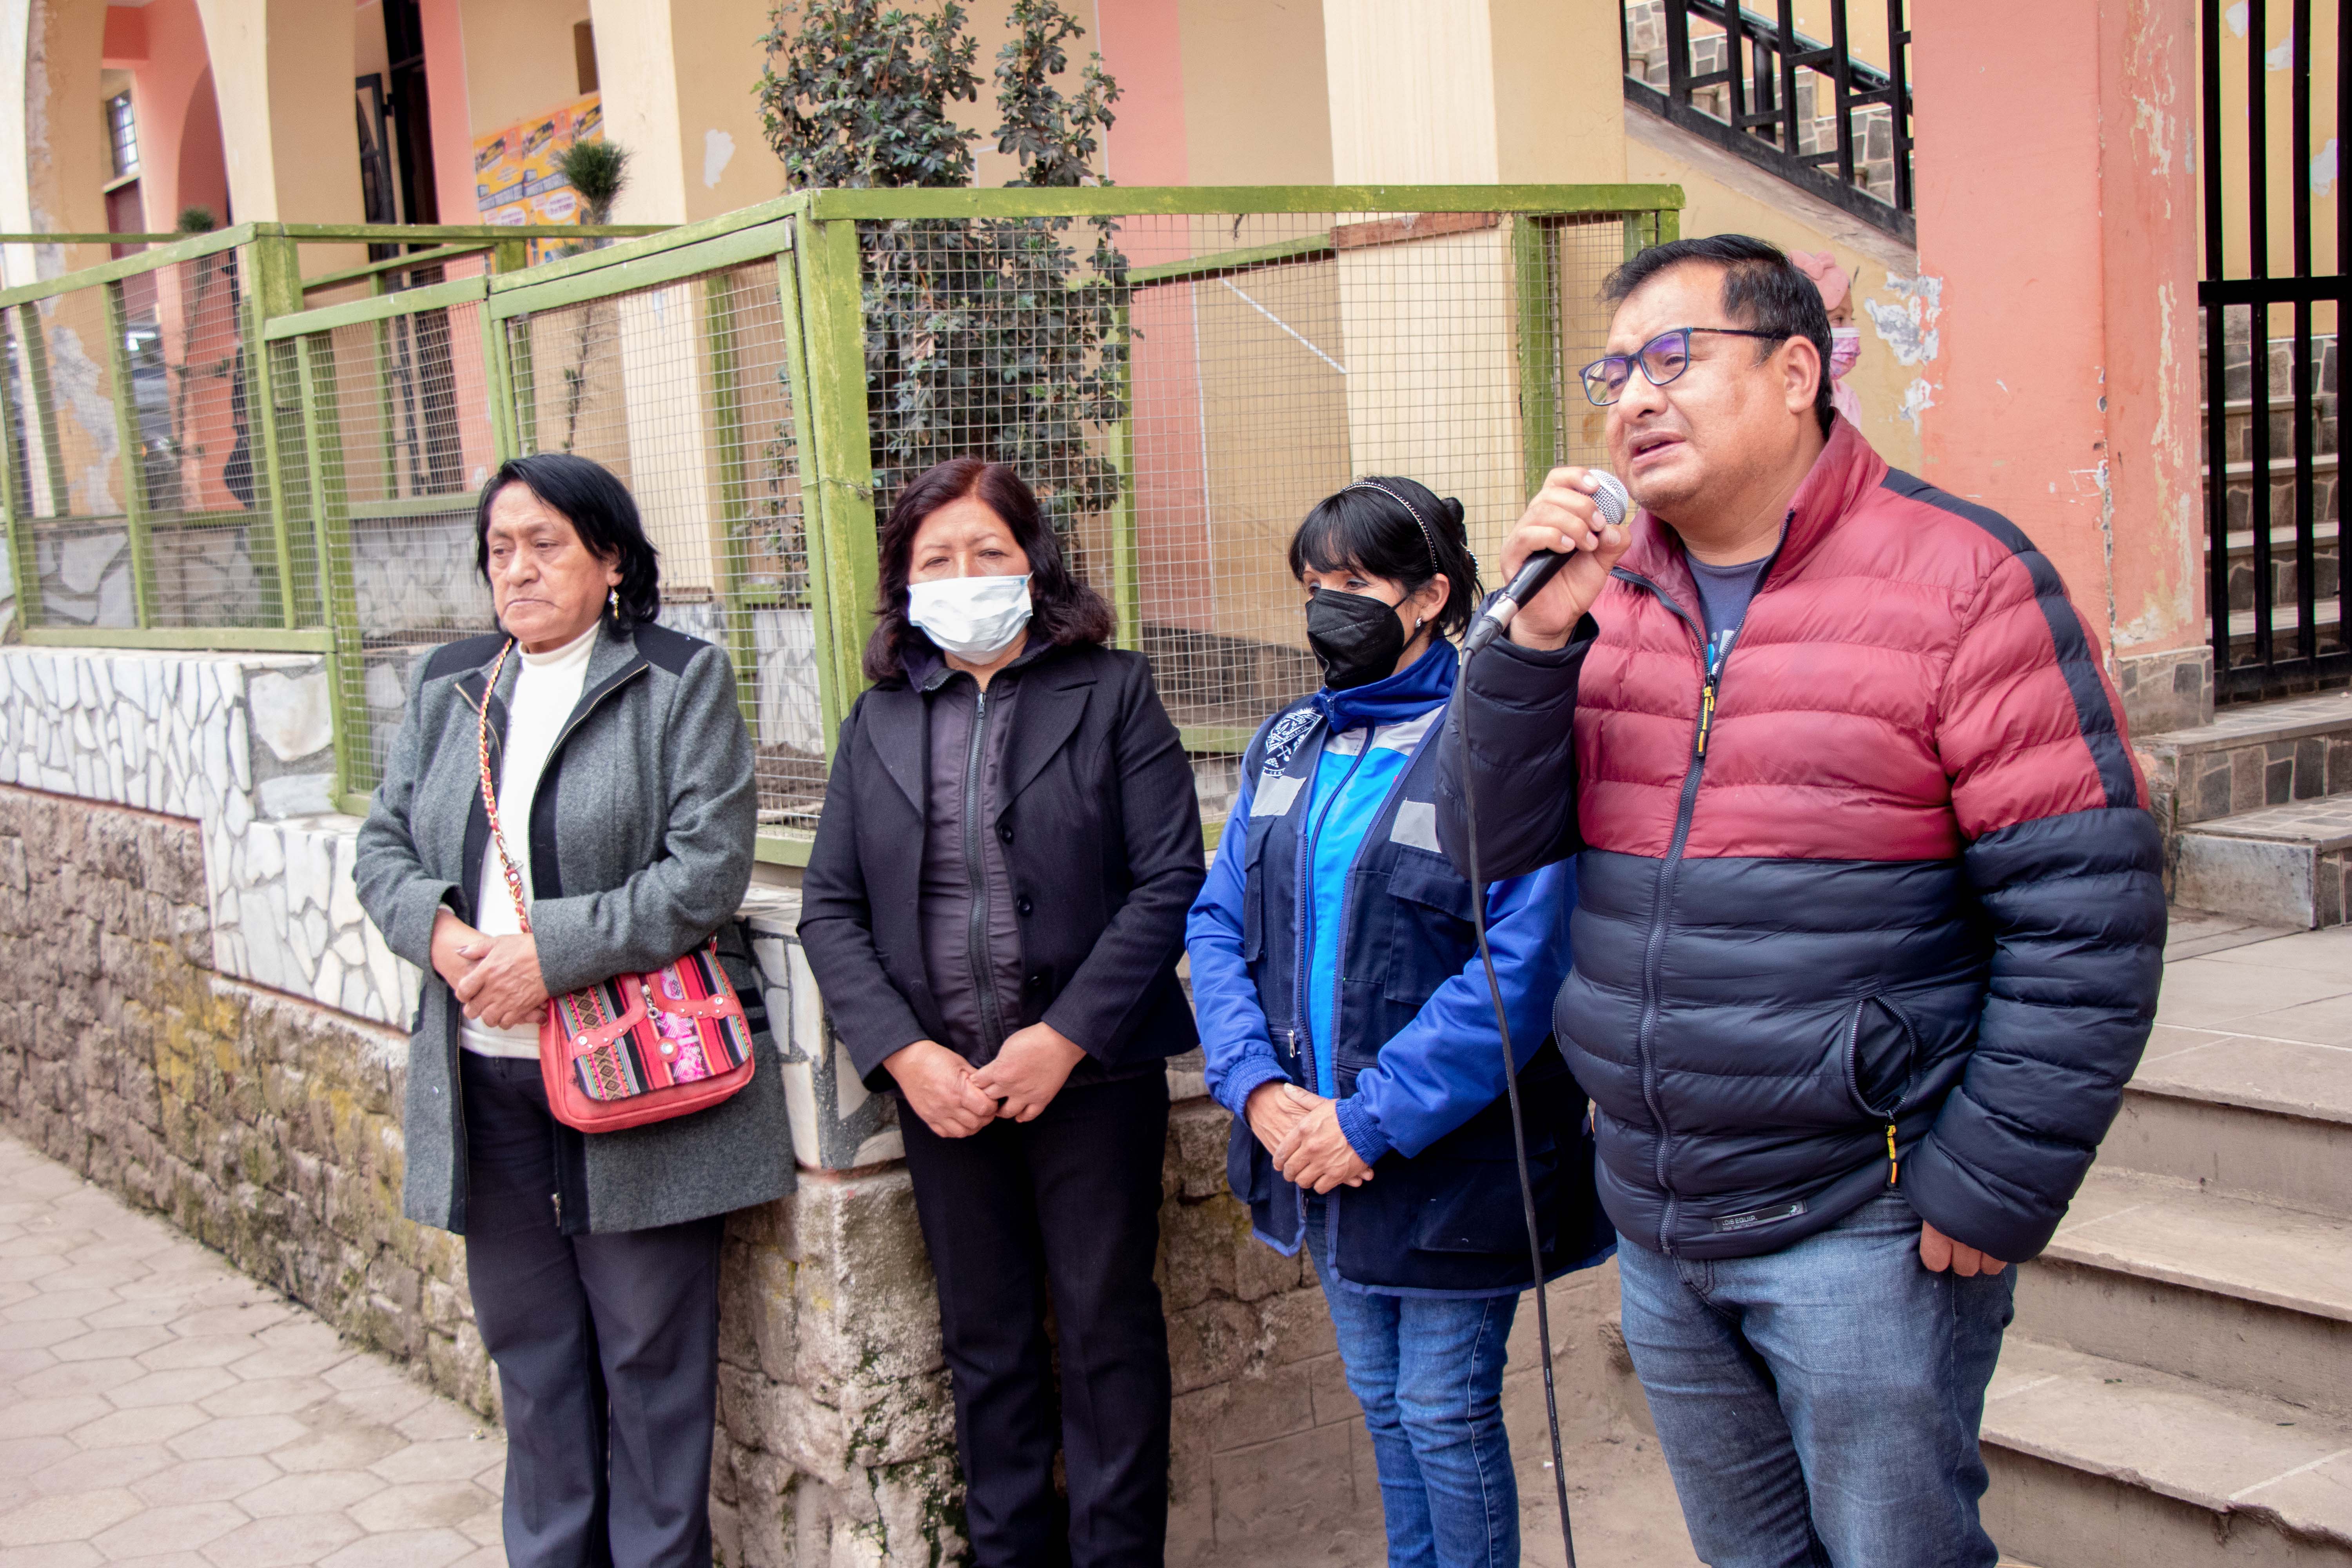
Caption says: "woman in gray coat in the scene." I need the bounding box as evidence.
[355,452,792,1568]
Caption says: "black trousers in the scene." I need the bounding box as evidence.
[899,1070,1174,1568]
[459,1051,726,1568]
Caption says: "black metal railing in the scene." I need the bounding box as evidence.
[2199,0,2347,702]
[1621,0,1912,243]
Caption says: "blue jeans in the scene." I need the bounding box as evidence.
[1616,1189,2016,1568]
[1306,1209,1521,1568]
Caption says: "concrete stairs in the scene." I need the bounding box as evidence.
[2146,689,2352,927]
[1980,921,2352,1565]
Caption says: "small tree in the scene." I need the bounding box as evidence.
[758,0,1131,541]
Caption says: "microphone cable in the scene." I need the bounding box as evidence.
[1453,639,1580,1567]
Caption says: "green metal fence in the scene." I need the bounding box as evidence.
[0,187,1681,858]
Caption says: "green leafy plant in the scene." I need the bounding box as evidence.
[553,139,633,229]
[545,138,634,450]
[174,207,216,234]
[757,0,1131,540]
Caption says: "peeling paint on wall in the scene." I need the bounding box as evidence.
[1866,273,1942,367]
[1898,376,1936,427]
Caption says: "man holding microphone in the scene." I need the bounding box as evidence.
[1436,235,2165,1565]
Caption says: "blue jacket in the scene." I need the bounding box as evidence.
[1188,643,1612,1295]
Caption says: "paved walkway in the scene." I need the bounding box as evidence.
[0,1136,505,1568]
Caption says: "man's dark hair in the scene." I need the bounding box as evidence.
[1289,475,1483,642]
[866,456,1116,681]
[475,453,662,628]
[1604,234,1835,437]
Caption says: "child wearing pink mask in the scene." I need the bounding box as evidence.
[1791,249,1863,426]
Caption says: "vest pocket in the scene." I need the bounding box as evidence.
[1240,822,1272,963]
[1381,851,1478,1005]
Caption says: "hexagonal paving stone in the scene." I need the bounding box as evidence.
[0,1487,143,1546]
[315,1526,477,1568]
[87,1499,249,1558]
[13,1356,145,1400]
[349,1480,499,1534]
[368,1437,497,1486]
[5,1289,122,1324]
[48,1326,174,1363]
[130,1455,283,1507]
[166,1414,310,1461]
[197,1376,333,1419]
[200,1510,366,1568]
[29,1441,173,1495]
[10,1395,114,1436]
[107,1365,241,1410]
[267,1422,405,1475]
[136,1335,265,1372]
[236,1467,386,1518]
[68,1402,210,1451]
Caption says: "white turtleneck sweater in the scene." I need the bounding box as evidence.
[461,622,599,1059]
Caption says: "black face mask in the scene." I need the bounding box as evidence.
[1306,589,1408,691]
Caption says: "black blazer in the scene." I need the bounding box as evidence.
[799,640,1207,1089]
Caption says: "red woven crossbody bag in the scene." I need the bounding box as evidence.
[473,638,755,1132]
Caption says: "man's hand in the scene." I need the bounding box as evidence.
[1501,466,1635,649]
[970,1022,1088,1122]
[885,1040,997,1139]
[1244,1080,1314,1156]
[451,931,550,1029]
[1919,1221,2009,1278]
[1272,1094,1376,1194]
[430,908,486,993]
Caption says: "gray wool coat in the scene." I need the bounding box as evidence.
[354,618,795,1236]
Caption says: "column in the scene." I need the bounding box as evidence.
[1912,0,2205,733]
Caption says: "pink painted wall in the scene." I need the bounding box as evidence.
[1913,0,2202,672]
[118,0,230,229]
[1094,0,1189,187]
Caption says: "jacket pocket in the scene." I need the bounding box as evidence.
[1240,820,1273,964]
[1381,850,1477,1005]
[1843,994,1920,1120]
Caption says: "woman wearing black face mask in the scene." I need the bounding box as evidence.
[1186,477,1609,1567]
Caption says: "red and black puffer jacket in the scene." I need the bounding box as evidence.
[1437,419,2166,1263]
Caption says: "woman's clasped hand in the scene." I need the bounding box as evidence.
[428,907,549,1031]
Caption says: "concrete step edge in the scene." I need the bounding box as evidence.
[2042,1170,2352,1326]
[2141,692,2352,754]
[1985,1337,2352,1550]
[2125,1071,2352,1134]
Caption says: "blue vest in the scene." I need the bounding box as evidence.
[1227,696,1613,1296]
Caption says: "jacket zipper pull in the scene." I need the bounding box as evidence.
[1887,1123,1900,1187]
[1695,677,1719,757]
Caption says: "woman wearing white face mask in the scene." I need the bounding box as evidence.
[799,457,1204,1566]
[1792,249,1865,426]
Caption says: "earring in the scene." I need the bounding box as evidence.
[608,587,619,615]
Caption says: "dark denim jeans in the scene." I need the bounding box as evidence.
[1305,1207,1521,1568]
[1616,1189,2016,1568]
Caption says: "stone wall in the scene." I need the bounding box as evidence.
[0,642,1644,1566]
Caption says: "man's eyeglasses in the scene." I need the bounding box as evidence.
[1580,326,1791,407]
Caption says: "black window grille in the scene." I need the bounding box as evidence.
[1621,0,1912,243]
[2198,0,2348,702]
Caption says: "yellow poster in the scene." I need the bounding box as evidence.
[473,93,604,248]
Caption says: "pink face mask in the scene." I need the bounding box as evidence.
[1829,327,1862,379]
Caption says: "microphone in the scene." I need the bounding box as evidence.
[1463,472,1631,654]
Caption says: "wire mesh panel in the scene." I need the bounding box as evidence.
[10,277,134,628]
[127,250,281,628]
[850,207,1637,748]
[503,260,816,826]
[299,294,504,791]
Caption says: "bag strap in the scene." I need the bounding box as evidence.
[474,638,534,936]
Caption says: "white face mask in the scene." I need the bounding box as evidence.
[1829,325,1862,379]
[908,573,1034,660]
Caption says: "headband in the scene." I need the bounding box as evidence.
[1345,480,1443,574]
